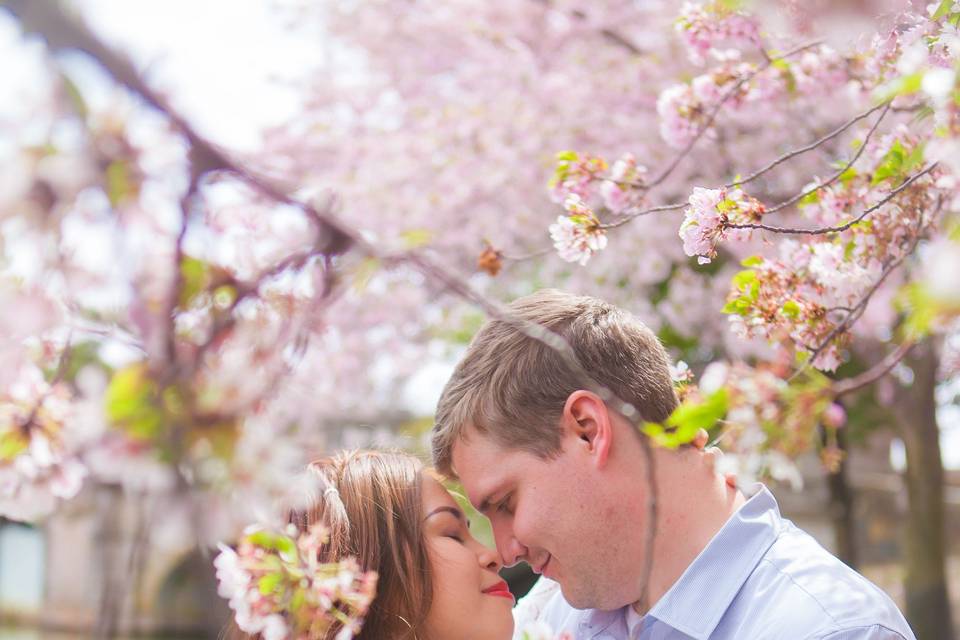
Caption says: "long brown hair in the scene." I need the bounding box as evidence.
[223,449,434,639]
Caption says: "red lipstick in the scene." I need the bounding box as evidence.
[482,580,515,602]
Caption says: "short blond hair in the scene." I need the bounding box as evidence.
[432,289,678,476]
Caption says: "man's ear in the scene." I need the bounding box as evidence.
[561,390,613,468]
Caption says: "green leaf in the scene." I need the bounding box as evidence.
[106,160,133,207]
[555,150,579,162]
[104,363,163,440]
[59,73,89,120]
[903,142,925,173]
[732,269,757,291]
[352,257,381,292]
[643,390,729,448]
[400,228,433,249]
[871,139,908,186]
[874,72,924,102]
[838,167,858,186]
[0,431,29,461]
[179,257,210,307]
[740,255,764,267]
[798,189,821,207]
[258,572,282,596]
[782,300,801,318]
[932,0,953,19]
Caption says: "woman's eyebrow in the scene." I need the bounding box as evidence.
[424,505,465,523]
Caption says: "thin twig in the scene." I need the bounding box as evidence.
[762,101,892,214]
[726,101,890,191]
[728,164,936,235]
[603,201,688,229]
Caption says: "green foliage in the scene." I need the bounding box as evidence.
[871,139,924,186]
[932,0,955,20]
[782,299,801,318]
[550,150,579,188]
[874,72,924,102]
[104,363,163,440]
[722,268,759,316]
[400,228,433,249]
[642,389,729,448]
[105,160,134,206]
[0,430,29,462]
[247,529,298,562]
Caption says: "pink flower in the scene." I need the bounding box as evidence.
[679,187,724,263]
[600,153,646,213]
[676,1,762,65]
[549,196,608,265]
[823,403,847,429]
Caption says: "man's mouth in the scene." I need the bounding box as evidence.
[534,555,552,576]
[482,580,515,602]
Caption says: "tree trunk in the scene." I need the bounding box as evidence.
[893,340,954,640]
[822,421,858,568]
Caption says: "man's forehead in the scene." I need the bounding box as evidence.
[450,430,510,505]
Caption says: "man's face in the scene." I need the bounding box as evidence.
[451,424,640,610]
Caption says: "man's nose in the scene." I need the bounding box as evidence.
[493,524,527,567]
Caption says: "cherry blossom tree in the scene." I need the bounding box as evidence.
[2,0,959,638]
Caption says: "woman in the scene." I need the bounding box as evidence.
[224,449,516,640]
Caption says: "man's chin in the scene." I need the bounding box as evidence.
[558,582,630,612]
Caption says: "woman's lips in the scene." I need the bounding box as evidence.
[482,580,515,602]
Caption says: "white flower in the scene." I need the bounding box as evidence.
[261,614,289,640]
[922,67,956,103]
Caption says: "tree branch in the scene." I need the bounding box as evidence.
[728,164,937,235]
[832,340,915,396]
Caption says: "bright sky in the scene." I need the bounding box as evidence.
[74,0,322,151]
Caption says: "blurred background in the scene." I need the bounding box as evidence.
[1,0,959,638]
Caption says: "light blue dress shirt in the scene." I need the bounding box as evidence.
[513,485,916,640]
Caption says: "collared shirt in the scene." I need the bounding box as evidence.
[512,485,915,640]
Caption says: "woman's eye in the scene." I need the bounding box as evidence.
[446,532,464,543]
[497,496,512,514]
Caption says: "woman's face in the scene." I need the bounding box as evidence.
[421,474,515,640]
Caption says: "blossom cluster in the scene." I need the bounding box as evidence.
[657,44,850,149]
[214,524,378,640]
[694,360,846,487]
[0,368,87,522]
[678,186,765,264]
[548,195,609,266]
[675,1,763,66]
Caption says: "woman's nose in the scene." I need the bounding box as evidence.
[477,543,503,572]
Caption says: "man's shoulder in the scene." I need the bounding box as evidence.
[731,520,914,637]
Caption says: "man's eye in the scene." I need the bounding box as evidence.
[497,497,512,514]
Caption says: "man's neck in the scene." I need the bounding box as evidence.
[632,473,746,616]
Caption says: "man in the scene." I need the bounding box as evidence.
[431,289,915,639]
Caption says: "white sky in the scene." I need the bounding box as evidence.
[74,0,322,151]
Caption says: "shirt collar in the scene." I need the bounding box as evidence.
[644,483,782,639]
